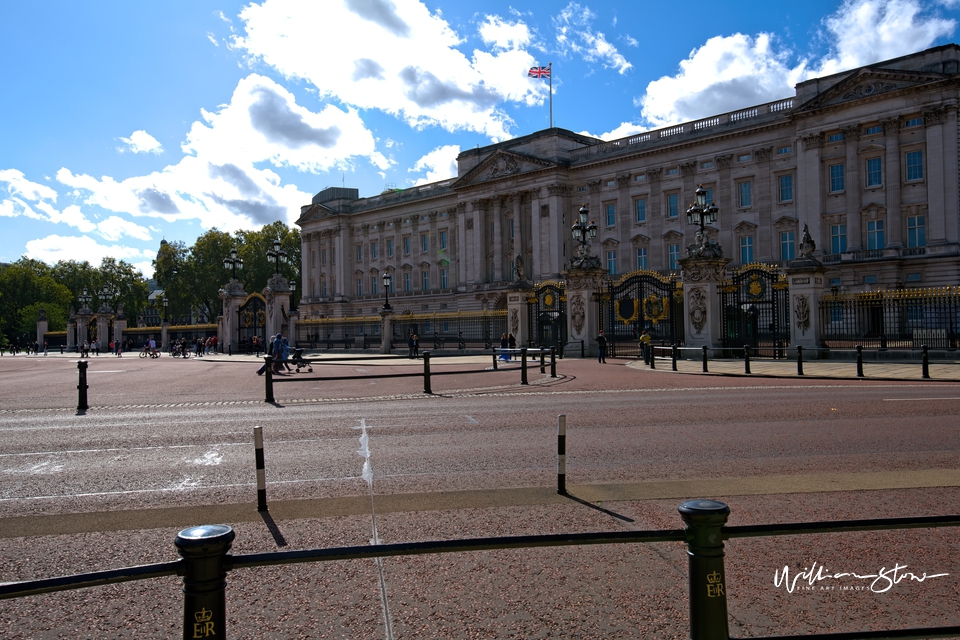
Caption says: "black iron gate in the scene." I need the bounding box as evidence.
[527,282,567,351]
[720,264,789,357]
[601,270,682,358]
[237,294,266,350]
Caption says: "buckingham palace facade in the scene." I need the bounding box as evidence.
[296,44,960,319]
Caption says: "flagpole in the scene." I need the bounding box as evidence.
[549,62,553,129]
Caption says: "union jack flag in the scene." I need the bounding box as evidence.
[528,66,551,79]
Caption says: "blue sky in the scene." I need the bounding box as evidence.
[2,0,959,277]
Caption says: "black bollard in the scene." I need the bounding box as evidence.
[423,351,432,394]
[678,499,731,640]
[175,525,235,640]
[228,344,232,357]
[557,414,567,494]
[77,360,89,411]
[550,347,557,378]
[492,349,498,370]
[702,345,709,373]
[264,356,274,403]
[254,426,267,512]
[650,346,656,369]
[796,345,804,376]
[539,349,546,374]
[743,345,751,374]
[856,345,864,378]
[520,348,528,385]
[922,344,930,379]
[672,343,678,371]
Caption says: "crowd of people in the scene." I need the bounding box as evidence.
[255,333,292,375]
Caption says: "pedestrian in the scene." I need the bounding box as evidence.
[280,337,293,371]
[407,331,414,359]
[412,333,419,358]
[596,329,607,363]
[508,332,516,359]
[43,341,48,356]
[499,333,509,361]
[639,329,651,363]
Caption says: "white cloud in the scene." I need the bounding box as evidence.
[97,216,153,242]
[553,3,632,74]
[207,33,220,47]
[636,0,957,129]
[24,234,153,269]
[408,144,459,185]
[232,0,545,140]
[118,130,164,154]
[0,168,58,202]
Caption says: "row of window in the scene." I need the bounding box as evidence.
[314,269,452,298]
[828,215,926,253]
[351,231,450,263]
[828,151,923,193]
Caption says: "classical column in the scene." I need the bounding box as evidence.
[112,305,127,346]
[560,268,607,357]
[263,275,294,340]
[506,279,532,346]
[843,126,862,251]
[36,308,48,348]
[797,134,823,255]
[95,306,110,348]
[492,196,505,282]
[924,106,948,244]
[380,308,394,354]
[66,307,76,352]
[218,279,247,352]
[882,118,903,247]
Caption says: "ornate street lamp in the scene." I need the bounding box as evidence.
[77,288,92,310]
[289,280,297,311]
[570,204,599,269]
[223,248,243,280]
[267,238,288,274]
[162,296,169,323]
[685,184,721,259]
[98,284,120,311]
[382,271,392,310]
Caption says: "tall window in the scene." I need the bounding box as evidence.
[867,219,885,250]
[831,224,847,254]
[421,233,429,252]
[907,215,926,247]
[371,276,378,296]
[439,230,447,249]
[829,164,845,192]
[738,181,752,208]
[635,198,646,223]
[906,150,924,181]
[636,247,647,270]
[403,272,411,292]
[668,244,680,270]
[606,250,617,275]
[778,175,793,202]
[422,271,430,290]
[866,157,882,187]
[780,231,795,261]
[321,248,327,265]
[440,269,448,289]
[509,219,515,239]
[356,278,363,296]
[667,193,679,217]
[356,244,363,262]
[403,237,410,254]
[387,239,394,257]
[371,242,378,259]
[321,279,327,297]
[605,203,616,226]
[739,236,754,264]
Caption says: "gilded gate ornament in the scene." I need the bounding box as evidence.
[642,294,669,325]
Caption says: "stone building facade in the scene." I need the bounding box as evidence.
[296,44,960,320]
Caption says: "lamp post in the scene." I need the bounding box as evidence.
[267,238,288,274]
[289,280,297,311]
[382,272,393,310]
[77,288,92,311]
[223,248,243,281]
[162,296,169,323]
[685,184,719,256]
[570,204,599,269]
[98,284,120,311]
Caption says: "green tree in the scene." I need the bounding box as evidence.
[0,259,71,345]
[153,240,190,323]
[234,220,300,295]
[186,229,235,322]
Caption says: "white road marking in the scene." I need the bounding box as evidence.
[465,415,479,423]
[883,397,960,401]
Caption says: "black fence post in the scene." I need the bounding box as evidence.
[520,348,529,385]
[264,356,274,403]
[557,414,566,495]
[254,426,267,512]
[423,351,432,394]
[922,344,930,379]
[580,340,585,358]
[175,525,235,640]
[672,344,678,371]
[539,349,546,374]
[743,345,751,374]
[228,344,232,357]
[678,499,731,640]
[650,346,656,369]
[796,345,804,376]
[77,360,89,411]
[702,345,709,373]
[492,349,498,370]
[856,345,864,378]
[550,347,557,378]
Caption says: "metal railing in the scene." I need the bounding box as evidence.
[2,504,956,639]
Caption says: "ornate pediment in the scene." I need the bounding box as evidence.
[295,203,337,226]
[796,68,949,114]
[451,150,558,189]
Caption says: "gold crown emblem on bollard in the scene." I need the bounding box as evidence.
[194,608,213,623]
[707,571,722,584]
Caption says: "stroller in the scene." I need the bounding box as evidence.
[292,348,313,373]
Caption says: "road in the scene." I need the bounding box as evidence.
[1,353,958,638]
